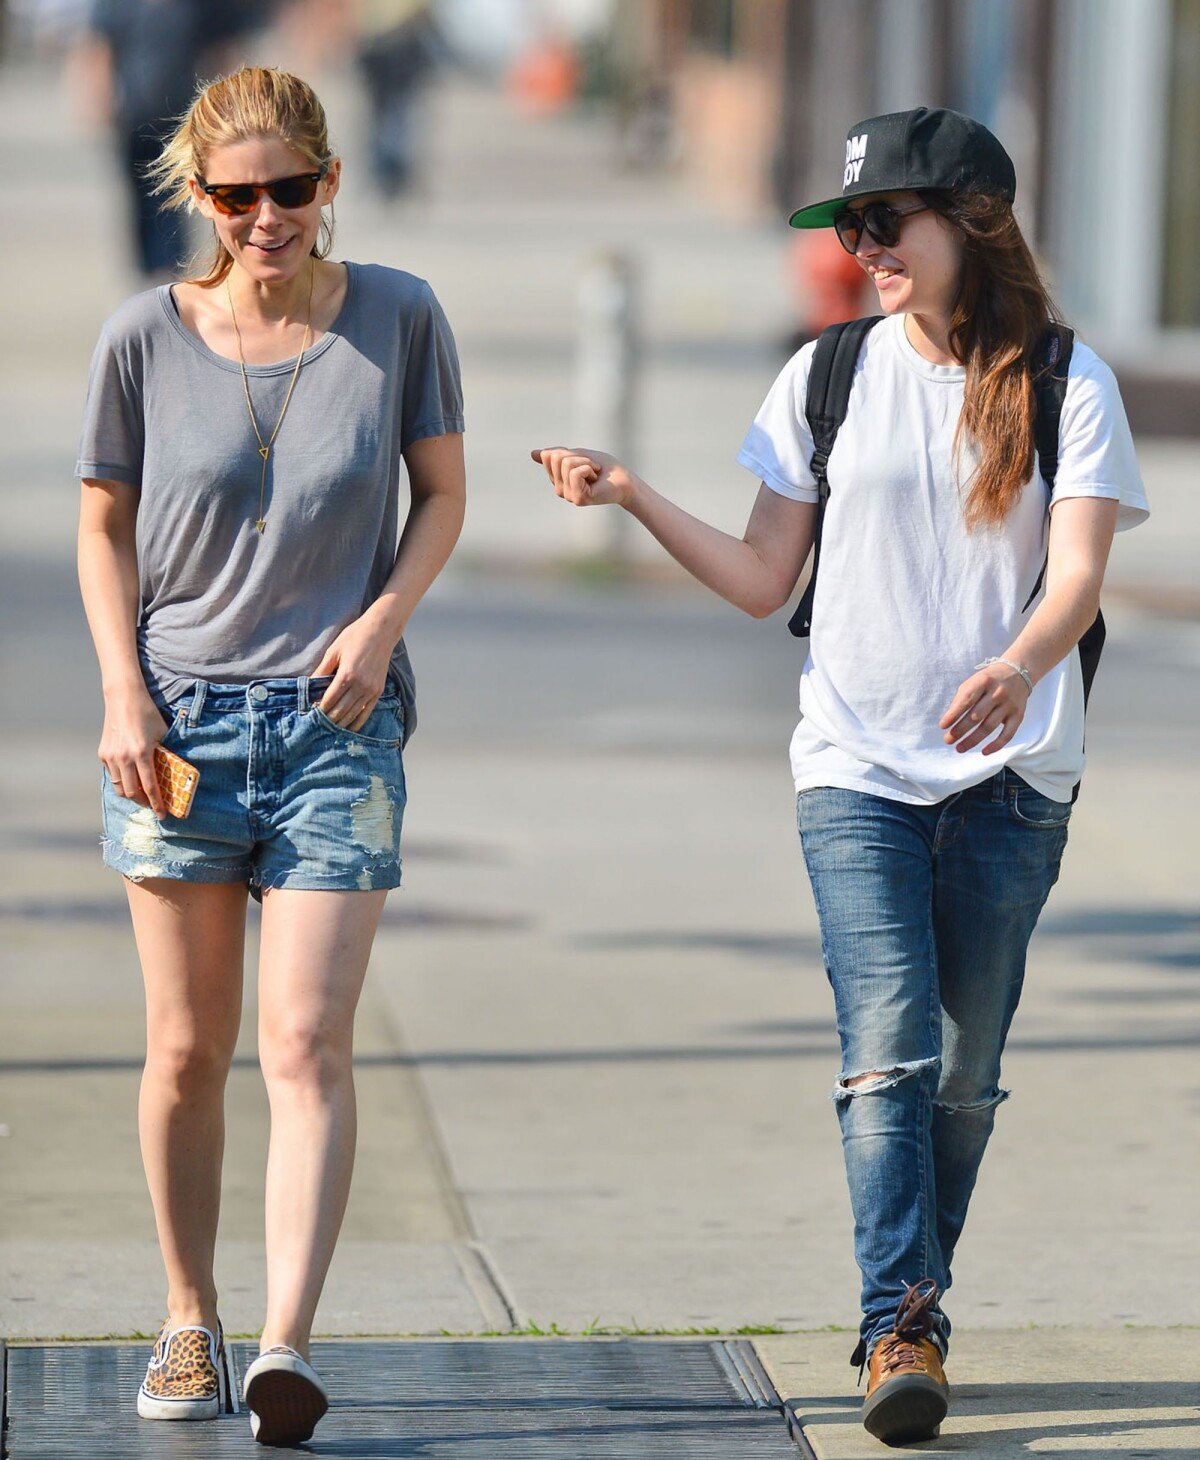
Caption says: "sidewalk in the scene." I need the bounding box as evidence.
[759,1328,1198,1456]
[4,572,1197,1453]
[4,1330,1194,1456]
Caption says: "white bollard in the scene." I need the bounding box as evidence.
[573,250,639,564]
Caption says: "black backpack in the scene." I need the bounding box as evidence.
[787,316,1105,800]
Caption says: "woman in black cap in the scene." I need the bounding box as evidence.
[532,107,1147,1444]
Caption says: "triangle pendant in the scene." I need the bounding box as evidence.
[256,518,267,533]
[258,446,270,460]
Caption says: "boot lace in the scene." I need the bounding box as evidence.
[850,1277,940,1386]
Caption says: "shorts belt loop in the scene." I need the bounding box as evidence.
[298,676,310,714]
[992,767,1007,802]
[187,681,207,726]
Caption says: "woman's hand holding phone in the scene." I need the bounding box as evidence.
[99,691,172,818]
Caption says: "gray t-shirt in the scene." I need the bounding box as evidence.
[76,261,464,743]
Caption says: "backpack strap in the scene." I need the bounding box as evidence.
[1021,323,1107,804]
[1025,330,1107,653]
[1020,324,1075,611]
[787,316,884,638]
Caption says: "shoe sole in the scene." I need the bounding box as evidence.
[245,1368,329,1446]
[862,1374,949,1444]
[137,1388,219,1420]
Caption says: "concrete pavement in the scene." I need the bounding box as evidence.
[759,1328,1200,1456]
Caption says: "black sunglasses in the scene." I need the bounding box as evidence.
[198,168,328,217]
[833,200,929,255]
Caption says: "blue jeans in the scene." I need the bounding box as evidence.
[101,674,406,905]
[796,767,1071,1359]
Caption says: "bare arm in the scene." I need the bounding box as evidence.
[311,431,466,725]
[78,478,170,816]
[941,496,1120,753]
[531,447,815,618]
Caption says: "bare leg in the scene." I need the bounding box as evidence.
[127,877,248,1332]
[256,887,388,1359]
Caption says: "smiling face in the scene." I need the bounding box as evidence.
[188,135,340,284]
[846,190,964,319]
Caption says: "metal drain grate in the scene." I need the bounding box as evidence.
[4,1339,799,1457]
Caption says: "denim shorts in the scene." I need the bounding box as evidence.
[99,674,406,904]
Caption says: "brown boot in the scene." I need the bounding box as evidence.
[858,1280,949,1444]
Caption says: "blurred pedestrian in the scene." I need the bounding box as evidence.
[355,0,443,198]
[533,107,1148,1445]
[75,63,464,1444]
[78,0,266,277]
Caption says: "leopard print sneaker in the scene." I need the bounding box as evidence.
[136,1318,235,1420]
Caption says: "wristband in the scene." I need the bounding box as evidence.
[975,657,1034,695]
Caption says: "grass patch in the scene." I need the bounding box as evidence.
[15,1321,839,1344]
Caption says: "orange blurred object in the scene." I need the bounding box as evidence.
[790,230,871,334]
[508,39,581,114]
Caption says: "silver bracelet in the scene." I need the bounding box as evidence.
[975,657,1034,695]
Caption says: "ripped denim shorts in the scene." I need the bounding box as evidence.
[100,674,406,904]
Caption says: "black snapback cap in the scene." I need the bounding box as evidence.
[789,106,1016,229]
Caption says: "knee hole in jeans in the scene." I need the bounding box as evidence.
[832,1055,939,1102]
[846,1069,899,1090]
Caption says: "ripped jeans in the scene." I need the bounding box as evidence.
[797,767,1071,1358]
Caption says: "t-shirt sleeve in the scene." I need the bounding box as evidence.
[1049,349,1148,531]
[734,342,820,503]
[400,283,465,451]
[76,324,144,487]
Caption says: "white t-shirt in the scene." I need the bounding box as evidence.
[736,313,1149,805]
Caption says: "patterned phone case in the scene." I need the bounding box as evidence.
[153,743,200,819]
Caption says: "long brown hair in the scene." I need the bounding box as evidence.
[919,189,1064,529]
[144,65,335,289]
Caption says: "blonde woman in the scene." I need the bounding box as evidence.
[76,66,464,1445]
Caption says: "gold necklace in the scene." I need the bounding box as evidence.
[226,259,315,533]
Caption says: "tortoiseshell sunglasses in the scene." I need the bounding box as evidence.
[197,167,328,217]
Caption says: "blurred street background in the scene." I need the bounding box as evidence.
[1,0,1197,1450]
